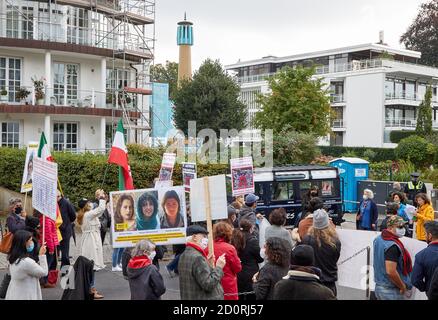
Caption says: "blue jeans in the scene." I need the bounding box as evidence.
[375,285,406,300]
[167,254,181,274]
[112,248,124,267]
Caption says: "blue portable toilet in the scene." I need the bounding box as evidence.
[329,157,369,212]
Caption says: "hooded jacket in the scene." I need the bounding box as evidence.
[127,255,166,300]
[61,256,94,300]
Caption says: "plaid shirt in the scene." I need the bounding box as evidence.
[178,246,224,300]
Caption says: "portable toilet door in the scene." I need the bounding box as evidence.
[329,157,369,212]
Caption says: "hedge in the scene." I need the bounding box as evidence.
[0,145,228,210]
[319,146,395,162]
[389,131,416,143]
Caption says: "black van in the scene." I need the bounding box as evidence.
[229,165,344,227]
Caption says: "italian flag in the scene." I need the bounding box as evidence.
[37,132,54,162]
[108,119,134,191]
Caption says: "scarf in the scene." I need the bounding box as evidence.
[381,229,412,276]
[127,255,152,269]
[136,211,158,230]
[186,242,208,259]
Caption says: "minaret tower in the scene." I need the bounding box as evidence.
[177,13,193,86]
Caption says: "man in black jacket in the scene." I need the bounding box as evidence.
[57,190,77,268]
[273,245,336,300]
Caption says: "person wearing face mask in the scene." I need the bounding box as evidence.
[178,225,226,300]
[126,239,165,300]
[6,198,27,234]
[76,190,107,299]
[411,221,438,300]
[5,230,47,300]
[356,189,378,231]
[373,215,413,300]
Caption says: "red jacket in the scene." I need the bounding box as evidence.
[39,215,59,253]
[214,238,242,300]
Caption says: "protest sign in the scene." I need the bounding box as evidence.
[182,162,197,193]
[230,157,254,196]
[158,153,176,181]
[190,175,228,222]
[336,228,427,300]
[109,185,187,248]
[154,180,173,189]
[32,157,58,220]
[20,141,39,193]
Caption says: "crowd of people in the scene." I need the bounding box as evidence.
[0,172,437,301]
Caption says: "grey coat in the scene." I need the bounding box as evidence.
[178,246,224,300]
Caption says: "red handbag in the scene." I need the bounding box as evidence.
[48,270,59,285]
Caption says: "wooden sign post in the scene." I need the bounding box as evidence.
[203,176,214,265]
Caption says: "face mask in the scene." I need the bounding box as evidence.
[148,251,156,260]
[396,227,406,238]
[260,247,266,260]
[26,242,34,253]
[200,237,209,250]
[363,195,368,200]
[15,206,22,215]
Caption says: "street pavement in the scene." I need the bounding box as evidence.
[0,213,369,300]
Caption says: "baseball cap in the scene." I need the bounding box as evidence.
[291,245,315,267]
[245,193,259,204]
[387,215,406,228]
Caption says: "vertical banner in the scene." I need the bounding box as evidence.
[21,141,39,193]
[32,157,58,220]
[190,175,228,222]
[158,153,176,181]
[110,186,187,248]
[230,157,254,196]
[182,162,197,193]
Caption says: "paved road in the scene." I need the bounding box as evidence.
[0,213,369,300]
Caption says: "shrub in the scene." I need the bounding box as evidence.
[394,135,437,169]
[363,149,377,161]
[389,130,416,143]
[369,161,392,181]
[320,146,395,162]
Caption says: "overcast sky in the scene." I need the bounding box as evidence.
[154,0,427,70]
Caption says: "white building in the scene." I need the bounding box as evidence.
[0,0,155,152]
[225,42,438,148]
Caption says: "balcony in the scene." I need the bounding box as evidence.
[385,91,438,105]
[315,59,383,75]
[385,118,416,128]
[237,73,275,84]
[331,119,346,130]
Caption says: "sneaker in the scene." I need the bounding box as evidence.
[111,265,122,272]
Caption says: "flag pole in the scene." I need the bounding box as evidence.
[203,177,214,266]
[23,192,28,212]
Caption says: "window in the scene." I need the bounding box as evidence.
[1,122,19,147]
[106,122,127,149]
[0,57,22,102]
[405,81,415,100]
[255,183,264,199]
[385,78,394,98]
[21,7,34,39]
[271,181,294,201]
[299,181,312,200]
[53,63,79,105]
[6,6,19,38]
[67,7,89,45]
[330,132,343,146]
[53,122,78,151]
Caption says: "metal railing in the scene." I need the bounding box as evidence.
[331,119,346,128]
[330,94,345,103]
[315,59,383,74]
[237,73,275,84]
[385,118,416,128]
[385,91,438,103]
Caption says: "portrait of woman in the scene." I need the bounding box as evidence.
[25,153,34,185]
[114,194,136,232]
[136,191,159,230]
[160,190,185,229]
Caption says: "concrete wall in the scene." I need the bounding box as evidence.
[343,72,385,147]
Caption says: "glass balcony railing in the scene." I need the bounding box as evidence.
[331,119,345,128]
[385,91,438,103]
[385,118,416,128]
[330,94,345,103]
[237,73,275,84]
[315,59,383,75]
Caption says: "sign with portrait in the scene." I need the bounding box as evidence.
[158,153,176,181]
[182,162,197,193]
[21,141,39,193]
[109,186,187,248]
[230,157,254,196]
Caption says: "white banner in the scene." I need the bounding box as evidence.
[336,228,427,300]
[190,175,228,222]
[32,157,58,220]
[20,141,39,193]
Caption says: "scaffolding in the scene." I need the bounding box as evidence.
[3,0,161,146]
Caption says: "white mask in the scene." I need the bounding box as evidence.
[148,251,156,260]
[363,195,368,200]
[260,247,266,260]
[200,237,209,250]
[396,228,406,238]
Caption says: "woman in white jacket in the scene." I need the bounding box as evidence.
[77,189,107,299]
[6,230,47,300]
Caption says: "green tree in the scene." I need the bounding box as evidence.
[253,66,332,136]
[400,0,438,67]
[173,59,247,135]
[150,61,178,100]
[416,86,433,137]
[273,126,320,165]
[395,135,437,168]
